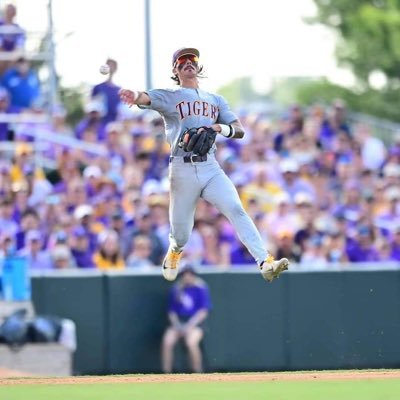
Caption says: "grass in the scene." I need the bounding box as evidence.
[1,376,400,400]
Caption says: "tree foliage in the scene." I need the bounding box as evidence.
[309,0,400,87]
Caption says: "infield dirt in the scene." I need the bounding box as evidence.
[1,369,399,386]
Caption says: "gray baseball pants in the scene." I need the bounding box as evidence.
[168,154,268,265]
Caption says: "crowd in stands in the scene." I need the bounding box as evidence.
[0,4,400,272]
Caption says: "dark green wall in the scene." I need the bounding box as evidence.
[31,270,400,374]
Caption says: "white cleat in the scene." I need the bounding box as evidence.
[260,255,289,283]
[162,249,183,281]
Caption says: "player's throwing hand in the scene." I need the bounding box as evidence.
[119,89,138,107]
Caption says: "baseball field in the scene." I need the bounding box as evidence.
[0,370,399,400]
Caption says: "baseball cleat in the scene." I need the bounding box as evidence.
[259,255,289,283]
[162,249,183,281]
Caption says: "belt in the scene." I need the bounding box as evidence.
[169,154,207,163]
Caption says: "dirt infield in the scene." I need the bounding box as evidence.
[1,369,400,386]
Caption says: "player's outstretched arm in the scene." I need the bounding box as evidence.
[119,88,151,107]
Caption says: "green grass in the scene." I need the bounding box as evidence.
[1,379,400,400]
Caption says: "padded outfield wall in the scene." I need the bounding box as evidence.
[31,266,400,375]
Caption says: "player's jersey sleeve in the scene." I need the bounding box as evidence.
[138,89,174,115]
[216,94,238,125]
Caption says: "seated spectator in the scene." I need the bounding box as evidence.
[0,196,18,238]
[230,241,255,266]
[11,179,30,223]
[0,230,15,258]
[1,57,40,109]
[324,231,348,263]
[197,222,230,266]
[346,225,380,262]
[275,230,301,263]
[14,207,40,250]
[70,226,95,268]
[240,163,283,213]
[126,234,155,268]
[299,236,328,268]
[51,245,76,269]
[161,265,211,373]
[126,207,164,264]
[0,86,21,141]
[389,226,400,261]
[93,229,125,270]
[73,204,101,252]
[91,58,121,125]
[17,229,53,270]
[75,100,106,141]
[0,4,25,74]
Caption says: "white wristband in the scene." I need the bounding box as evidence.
[219,124,233,138]
[132,91,140,102]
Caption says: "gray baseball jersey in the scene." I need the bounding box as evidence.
[141,87,269,265]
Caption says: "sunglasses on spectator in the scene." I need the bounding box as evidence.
[174,55,199,68]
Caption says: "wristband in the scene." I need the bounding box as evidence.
[132,91,140,102]
[219,124,234,138]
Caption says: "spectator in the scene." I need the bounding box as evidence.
[346,225,380,262]
[389,226,400,261]
[126,234,155,268]
[93,229,125,270]
[275,230,301,263]
[0,4,25,74]
[73,204,100,252]
[17,229,53,270]
[0,197,18,237]
[0,86,20,141]
[14,208,40,250]
[51,245,76,269]
[91,58,121,124]
[161,265,211,373]
[70,226,95,269]
[75,100,106,141]
[127,207,165,264]
[299,236,328,268]
[1,57,41,109]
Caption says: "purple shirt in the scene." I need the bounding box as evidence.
[346,242,380,262]
[71,248,95,268]
[230,245,254,265]
[75,118,106,141]
[0,22,25,51]
[17,248,54,270]
[168,280,211,319]
[91,81,121,124]
[390,244,400,261]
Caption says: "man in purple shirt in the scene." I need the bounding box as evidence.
[91,58,121,125]
[70,226,95,268]
[17,229,53,270]
[346,226,380,262]
[161,265,211,373]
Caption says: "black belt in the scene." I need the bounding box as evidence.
[169,155,207,163]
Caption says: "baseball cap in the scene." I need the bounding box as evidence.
[172,47,200,66]
[74,204,94,220]
[280,158,299,173]
[83,165,102,179]
[26,229,41,242]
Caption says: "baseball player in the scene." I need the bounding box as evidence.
[119,47,289,282]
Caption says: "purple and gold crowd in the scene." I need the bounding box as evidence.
[0,5,400,271]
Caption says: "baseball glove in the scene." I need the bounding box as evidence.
[178,127,217,156]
